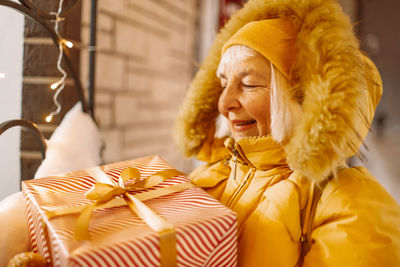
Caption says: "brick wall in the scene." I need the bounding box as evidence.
[21,0,82,180]
[80,0,199,172]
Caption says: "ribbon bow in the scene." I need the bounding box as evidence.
[76,167,181,240]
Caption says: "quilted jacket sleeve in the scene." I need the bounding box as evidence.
[189,159,231,200]
[303,167,400,267]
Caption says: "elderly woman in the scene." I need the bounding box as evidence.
[4,0,400,266]
[174,0,400,266]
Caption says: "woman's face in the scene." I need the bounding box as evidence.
[218,52,271,139]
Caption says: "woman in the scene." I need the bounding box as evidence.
[174,0,400,266]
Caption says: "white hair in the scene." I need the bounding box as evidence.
[215,45,302,143]
[216,45,256,78]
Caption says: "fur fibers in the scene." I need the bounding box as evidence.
[174,0,382,183]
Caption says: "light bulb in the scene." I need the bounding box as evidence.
[64,40,73,48]
[45,114,53,123]
[0,72,5,79]
[50,81,60,90]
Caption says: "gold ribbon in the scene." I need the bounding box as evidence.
[45,167,194,267]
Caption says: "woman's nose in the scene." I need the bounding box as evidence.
[218,84,241,113]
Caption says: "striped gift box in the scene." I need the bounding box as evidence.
[22,155,238,266]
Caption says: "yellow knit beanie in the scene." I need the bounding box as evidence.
[222,19,298,81]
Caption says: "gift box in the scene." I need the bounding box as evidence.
[22,155,237,266]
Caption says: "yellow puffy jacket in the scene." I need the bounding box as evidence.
[191,136,400,266]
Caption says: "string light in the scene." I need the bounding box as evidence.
[45,114,53,123]
[50,80,61,90]
[45,0,73,123]
[64,40,73,48]
[0,72,5,79]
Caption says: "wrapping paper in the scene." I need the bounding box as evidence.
[22,155,238,266]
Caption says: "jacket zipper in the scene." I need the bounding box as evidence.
[226,167,256,208]
[226,141,256,208]
[232,148,238,181]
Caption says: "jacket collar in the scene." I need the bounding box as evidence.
[225,135,288,171]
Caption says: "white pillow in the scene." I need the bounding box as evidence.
[35,103,102,178]
[0,192,30,266]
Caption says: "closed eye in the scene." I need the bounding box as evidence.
[243,84,261,89]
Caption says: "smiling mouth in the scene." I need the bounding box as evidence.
[233,120,256,126]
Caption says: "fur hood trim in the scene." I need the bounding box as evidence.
[174,0,382,182]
